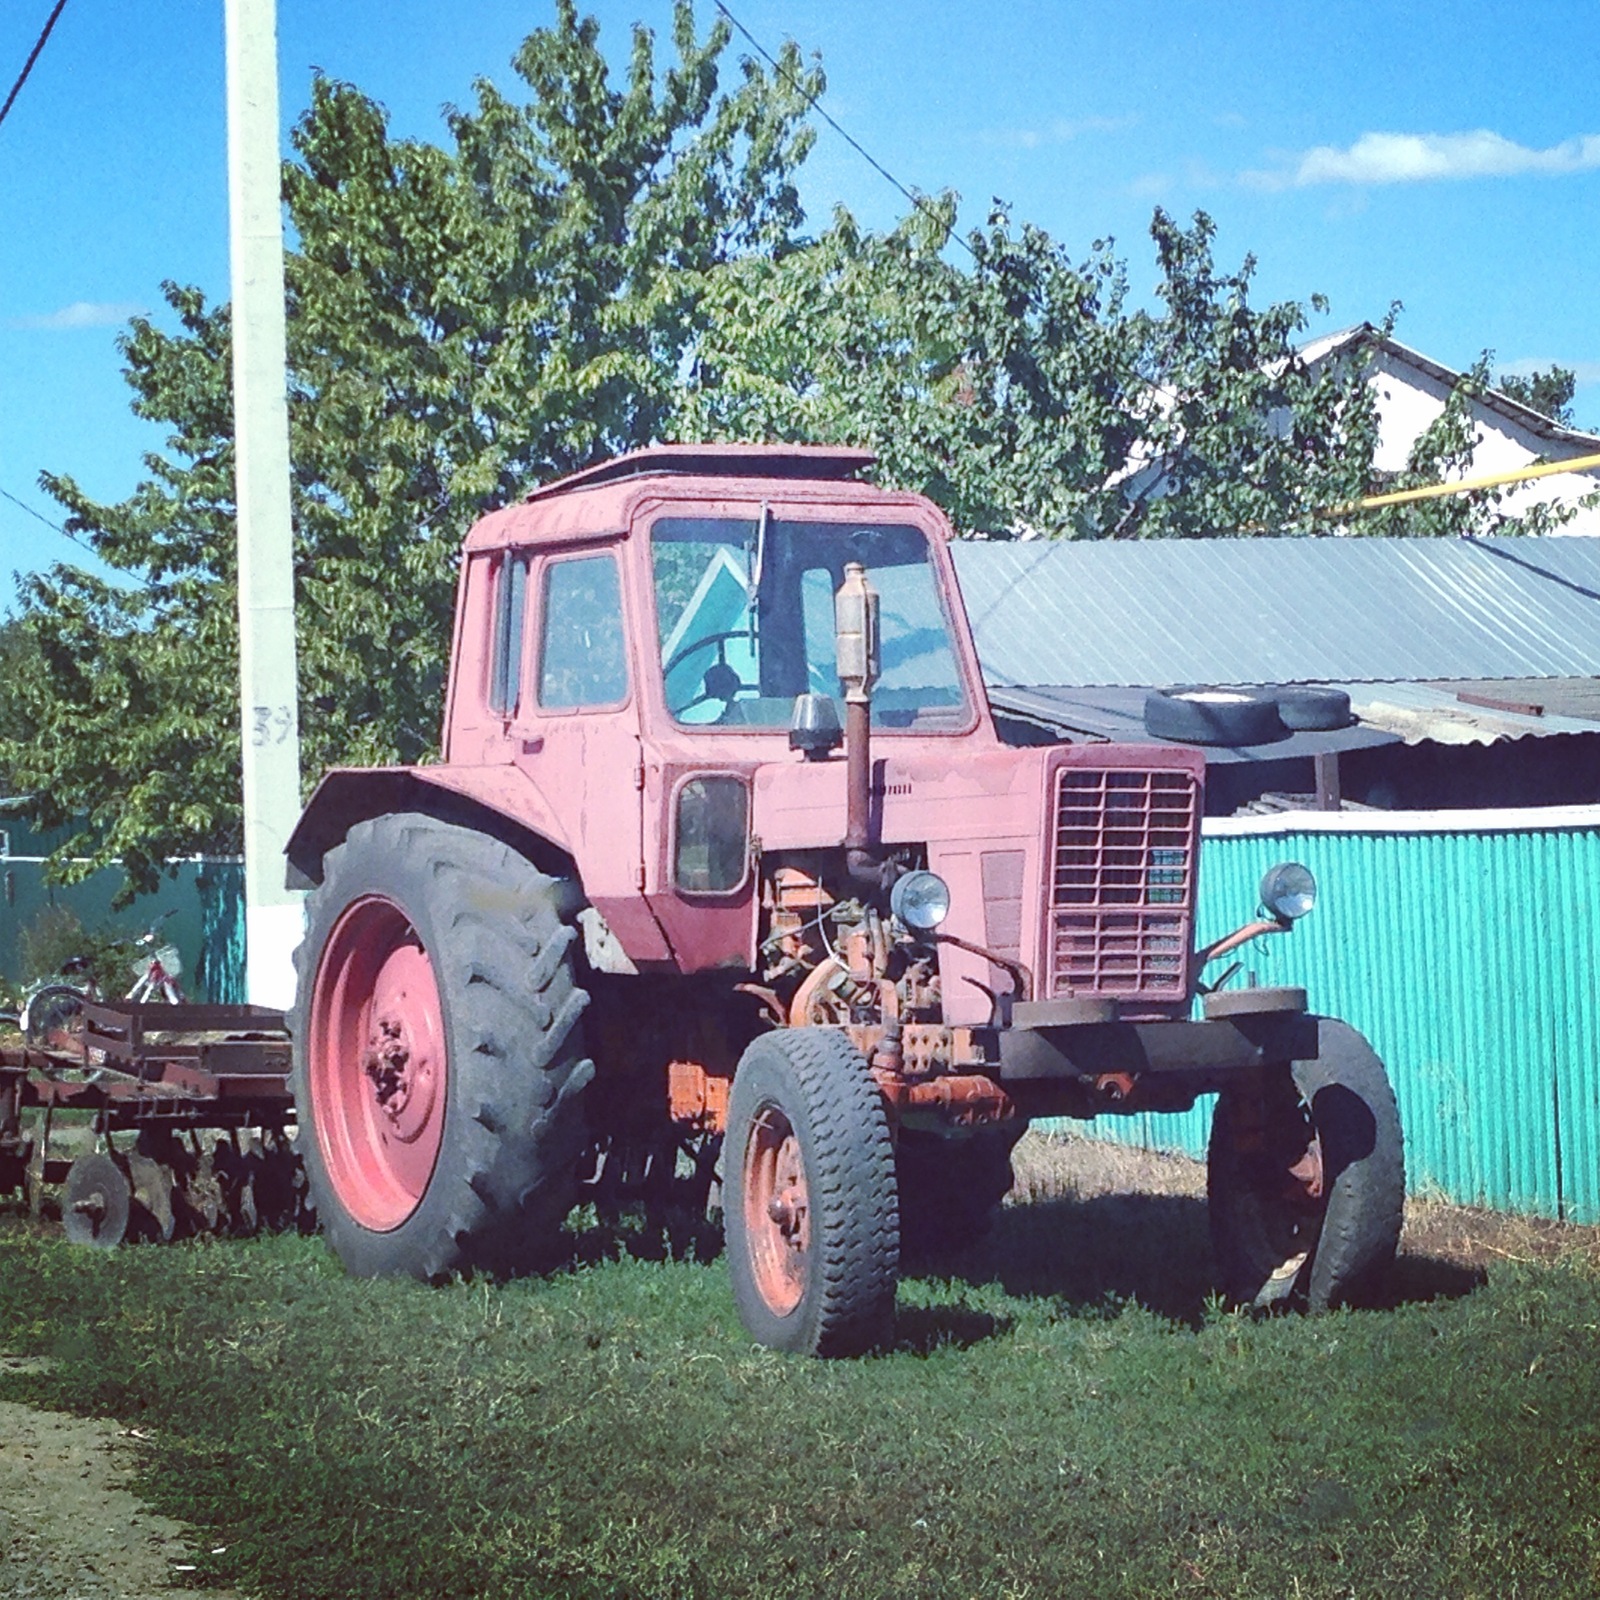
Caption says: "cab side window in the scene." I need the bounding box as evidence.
[488,554,528,717]
[537,553,628,708]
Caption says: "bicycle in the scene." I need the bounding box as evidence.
[22,912,187,1054]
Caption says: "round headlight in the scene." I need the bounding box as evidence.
[1260,861,1316,922]
[890,870,951,931]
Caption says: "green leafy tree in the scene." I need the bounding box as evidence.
[674,204,1382,538]
[1358,352,1582,538]
[3,1,819,892]
[1359,351,1502,538]
[1495,363,1577,426]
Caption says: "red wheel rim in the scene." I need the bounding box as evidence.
[1251,1100,1326,1288]
[742,1103,810,1316]
[308,895,447,1231]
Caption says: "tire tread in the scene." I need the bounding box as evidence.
[291,812,590,1281]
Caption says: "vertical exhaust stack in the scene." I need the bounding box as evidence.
[834,561,881,886]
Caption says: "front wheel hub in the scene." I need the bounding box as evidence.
[361,952,439,1142]
[743,1109,811,1316]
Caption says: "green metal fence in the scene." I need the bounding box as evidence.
[1073,810,1600,1223]
[0,813,246,1004]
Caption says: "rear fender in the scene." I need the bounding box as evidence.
[287,766,675,969]
[286,766,576,891]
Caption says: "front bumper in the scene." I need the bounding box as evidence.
[996,1011,1317,1085]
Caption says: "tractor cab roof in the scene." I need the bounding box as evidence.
[462,444,931,554]
[521,444,877,501]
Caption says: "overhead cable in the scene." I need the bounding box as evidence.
[0,0,70,131]
[713,0,977,263]
[0,485,85,549]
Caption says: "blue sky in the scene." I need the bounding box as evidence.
[2,0,1598,590]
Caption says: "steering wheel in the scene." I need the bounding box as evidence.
[664,630,758,717]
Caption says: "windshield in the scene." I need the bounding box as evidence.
[651,516,969,729]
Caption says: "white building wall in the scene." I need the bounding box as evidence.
[1364,346,1600,534]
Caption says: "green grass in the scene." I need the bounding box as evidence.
[3,1190,1600,1600]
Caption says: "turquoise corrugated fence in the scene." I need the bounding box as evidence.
[1071,816,1600,1222]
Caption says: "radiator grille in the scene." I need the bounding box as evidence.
[1048,767,1198,998]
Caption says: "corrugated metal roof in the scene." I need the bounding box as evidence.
[1341,682,1600,745]
[952,534,1600,688]
[988,679,1598,751]
[1431,677,1600,721]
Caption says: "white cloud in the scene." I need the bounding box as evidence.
[1128,157,1222,201]
[981,114,1135,150]
[1245,130,1600,189]
[10,300,145,330]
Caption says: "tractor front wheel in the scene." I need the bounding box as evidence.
[725,1029,899,1356]
[1208,1017,1403,1310]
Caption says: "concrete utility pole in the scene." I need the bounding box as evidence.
[225,0,303,1008]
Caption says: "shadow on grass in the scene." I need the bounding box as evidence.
[553,1187,1486,1333]
[924,1192,1219,1327]
[906,1191,1487,1329]
[893,1301,1015,1355]
[1377,1252,1485,1309]
[563,1204,726,1271]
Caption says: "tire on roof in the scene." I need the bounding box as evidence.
[1274,685,1353,732]
[1143,687,1286,746]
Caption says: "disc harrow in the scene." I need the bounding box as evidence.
[0,999,310,1245]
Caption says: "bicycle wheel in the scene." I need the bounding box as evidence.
[24,983,88,1054]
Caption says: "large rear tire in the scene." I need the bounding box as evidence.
[291,813,593,1281]
[725,1029,899,1356]
[1208,1017,1403,1310]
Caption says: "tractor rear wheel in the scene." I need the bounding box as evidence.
[1208,1017,1403,1310]
[725,1029,899,1356]
[291,813,593,1281]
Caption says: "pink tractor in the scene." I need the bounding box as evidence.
[286,445,1403,1355]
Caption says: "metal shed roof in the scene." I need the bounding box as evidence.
[952,534,1600,688]
[987,684,1402,762]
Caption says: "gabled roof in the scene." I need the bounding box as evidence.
[952,534,1600,688]
[1299,323,1600,453]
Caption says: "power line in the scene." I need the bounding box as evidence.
[713,0,977,263]
[0,486,86,549]
[0,0,70,130]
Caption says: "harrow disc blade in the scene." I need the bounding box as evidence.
[61,1153,131,1249]
[126,1153,177,1243]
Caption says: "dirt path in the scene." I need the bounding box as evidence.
[0,1364,240,1600]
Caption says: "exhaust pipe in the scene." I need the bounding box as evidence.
[834,561,881,887]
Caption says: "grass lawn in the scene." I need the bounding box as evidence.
[3,1132,1600,1599]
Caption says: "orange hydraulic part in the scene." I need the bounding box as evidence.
[873,1071,1016,1129]
[667,1059,731,1126]
[669,1022,1015,1137]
